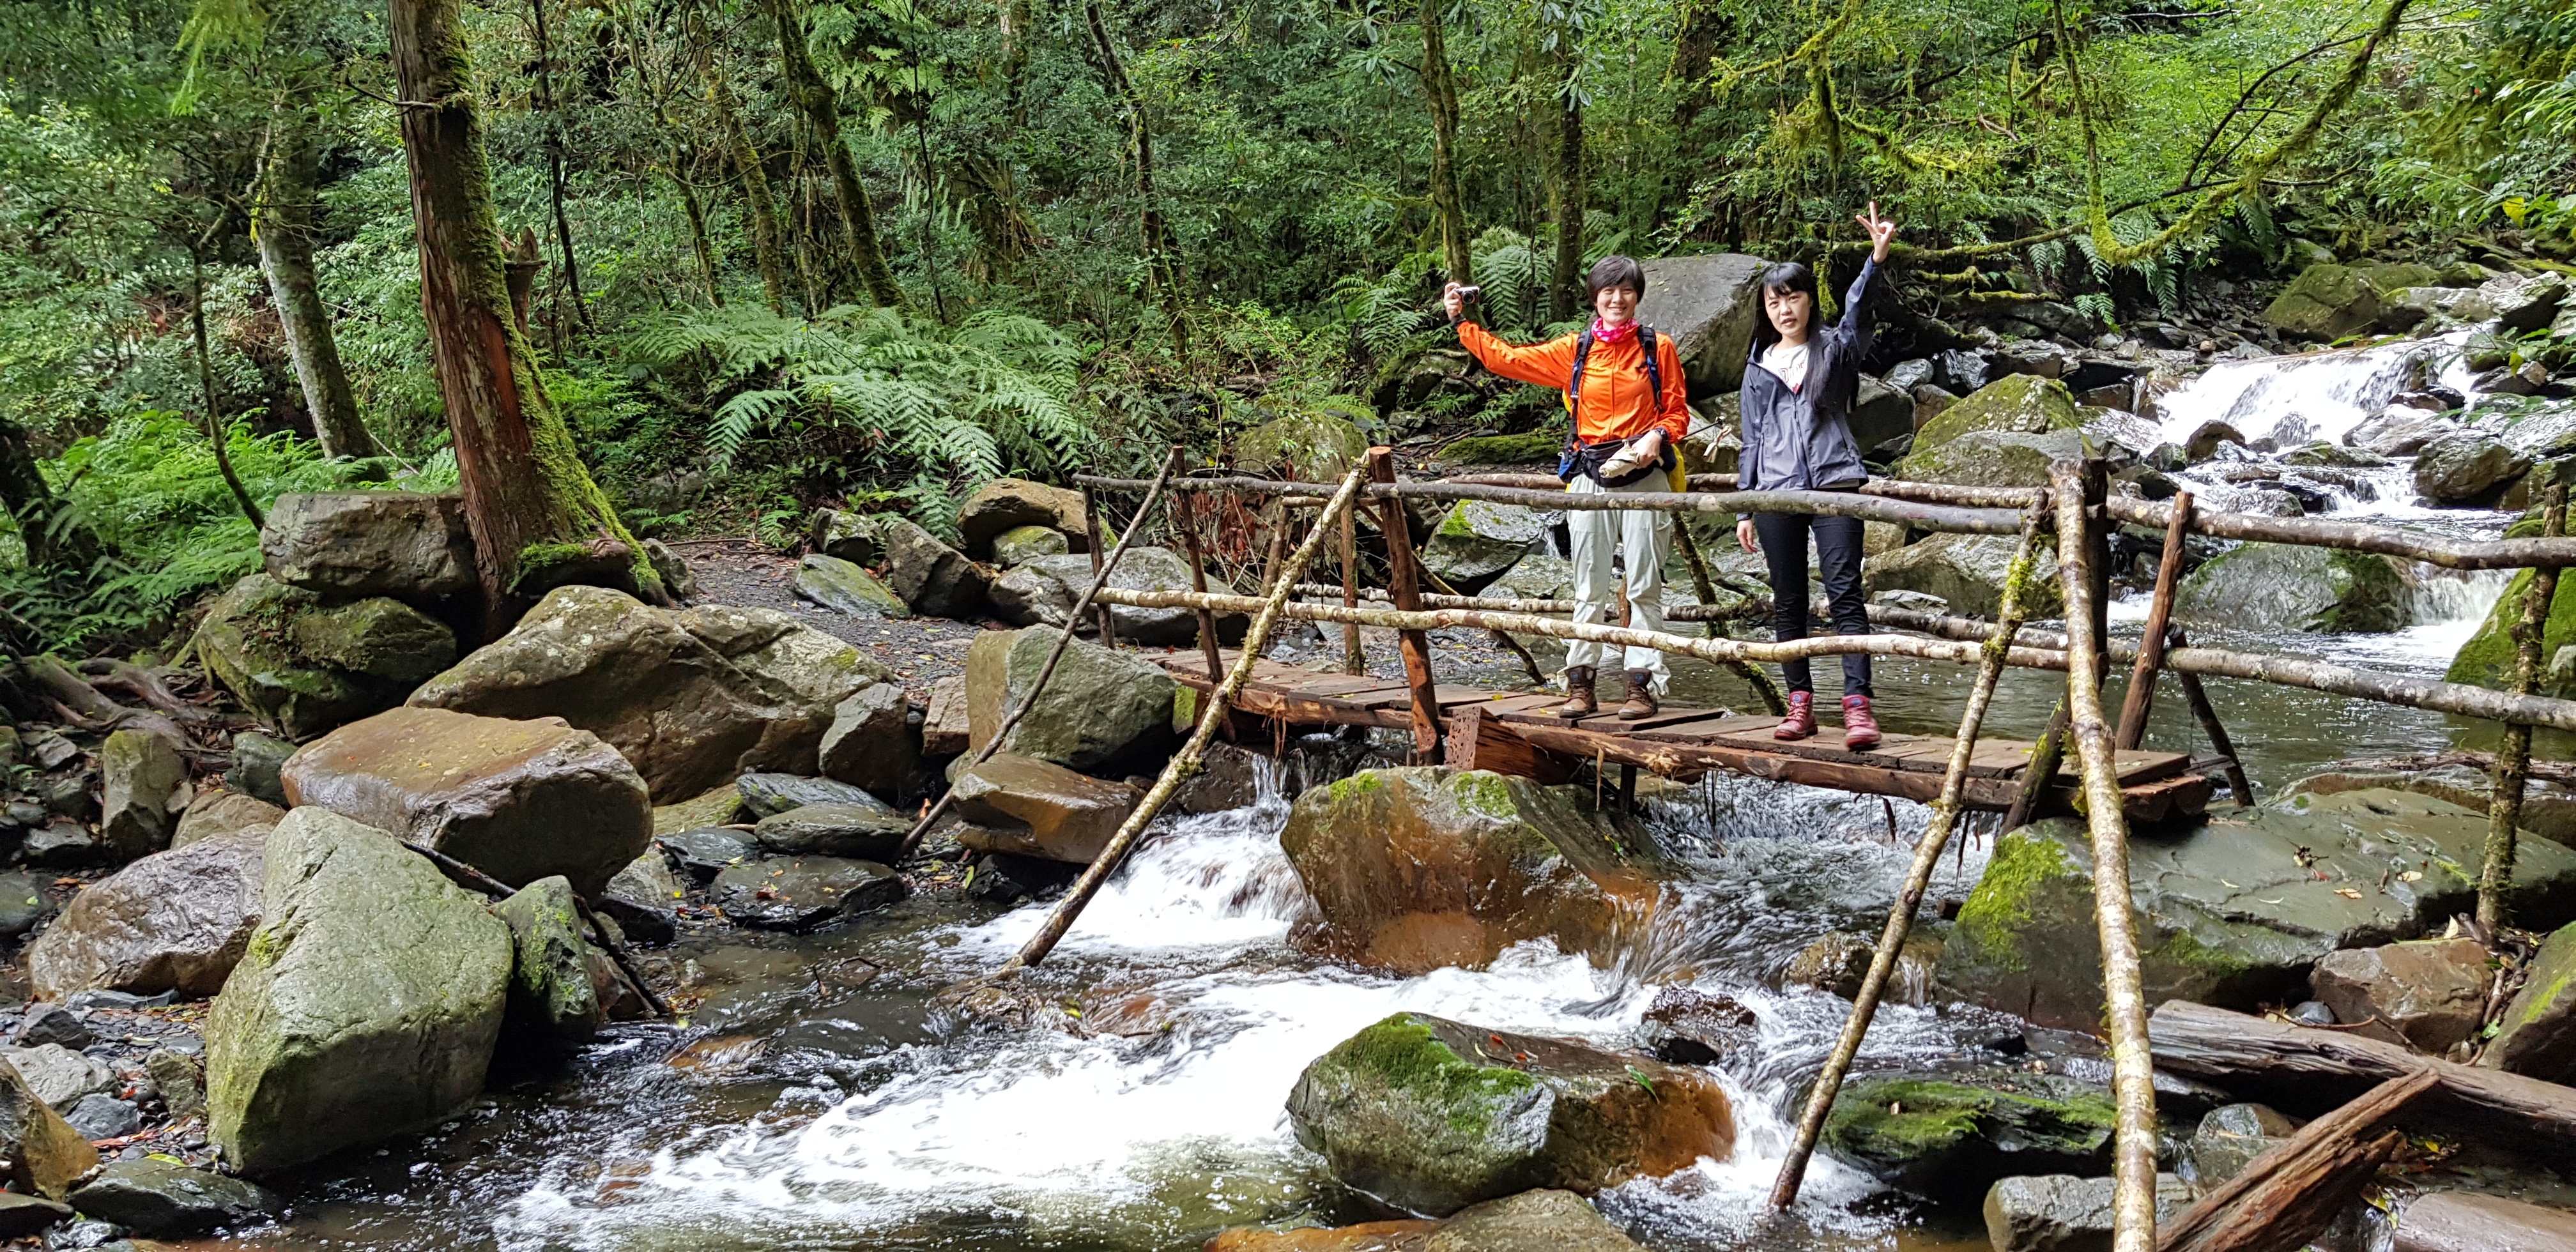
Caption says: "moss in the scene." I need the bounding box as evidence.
[1913,374,2083,449]
[2450,568,2576,698]
[1443,432,1563,465]
[1438,504,1478,539]
[1825,1075,2117,1163]
[1334,1014,1537,1135]
[1447,770,1521,822]
[1950,828,2083,975]
[2157,926,2257,981]
[1327,770,1390,807]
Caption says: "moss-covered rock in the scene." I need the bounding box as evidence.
[1237,411,1372,481]
[195,575,460,740]
[956,478,1089,558]
[1285,1012,1733,1216]
[2448,567,2576,699]
[493,875,601,1050]
[792,554,910,618]
[1861,532,2066,620]
[1939,790,2576,1030]
[1442,432,1564,466]
[2486,919,2576,1082]
[1894,429,2092,489]
[965,627,1176,772]
[1422,501,1549,593]
[990,524,1069,567]
[1910,374,2087,450]
[1821,1071,2115,1196]
[2174,542,2411,634]
[2264,263,2435,340]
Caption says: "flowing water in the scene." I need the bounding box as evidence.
[247,343,2535,1250]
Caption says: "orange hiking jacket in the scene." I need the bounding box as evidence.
[1456,321,1690,447]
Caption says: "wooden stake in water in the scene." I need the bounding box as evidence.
[2483,473,2569,929]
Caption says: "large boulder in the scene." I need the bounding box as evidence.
[2414,434,2531,506]
[282,706,652,897]
[1285,1012,1733,1216]
[1236,412,1372,480]
[1939,790,2576,1030]
[2485,919,2576,1081]
[1636,253,1769,395]
[2289,759,2576,846]
[23,834,266,1000]
[957,478,1089,557]
[2174,542,2411,634]
[1984,1173,2195,1252]
[1422,1189,1643,1252]
[1421,502,1547,594]
[172,791,285,848]
[258,491,476,602]
[793,554,908,618]
[965,628,1176,772]
[1278,768,1664,975]
[409,584,888,799]
[708,855,905,929]
[0,1057,97,1198]
[949,753,1140,864]
[878,516,991,617]
[991,525,1069,567]
[807,508,889,565]
[492,876,601,1048]
[817,682,917,802]
[206,807,514,1173]
[195,575,460,739]
[752,802,909,860]
[1909,373,2087,450]
[1862,532,2066,620]
[2264,262,2437,340]
[2451,569,2576,699]
[2309,938,2491,1053]
[1894,428,2091,490]
[1823,1071,2117,1196]
[988,547,1241,645]
[97,728,188,860]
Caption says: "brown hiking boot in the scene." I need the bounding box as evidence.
[1774,692,1816,740]
[1617,670,1659,721]
[1554,666,1598,719]
[1841,694,1882,749]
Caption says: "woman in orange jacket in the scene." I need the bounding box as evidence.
[1443,256,1689,720]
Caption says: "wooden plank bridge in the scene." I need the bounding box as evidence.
[1156,651,2217,822]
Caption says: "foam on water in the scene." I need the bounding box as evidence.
[2151,333,2478,450]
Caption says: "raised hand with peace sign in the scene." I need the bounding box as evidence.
[1854,200,1897,262]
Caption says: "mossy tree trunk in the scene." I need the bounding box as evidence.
[389,0,661,628]
[1547,42,1584,323]
[1080,0,1186,352]
[692,10,793,316]
[1420,0,1471,287]
[764,0,906,309]
[257,103,370,459]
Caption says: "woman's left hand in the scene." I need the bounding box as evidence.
[1855,201,1897,262]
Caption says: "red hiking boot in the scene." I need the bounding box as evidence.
[1841,694,1882,750]
[1774,692,1816,740]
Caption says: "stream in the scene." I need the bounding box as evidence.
[247,339,2534,1251]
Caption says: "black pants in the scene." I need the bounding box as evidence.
[1753,512,1873,698]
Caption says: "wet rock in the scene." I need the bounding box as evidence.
[2264,262,2436,340]
[656,827,757,883]
[0,1055,99,1197]
[709,856,905,929]
[1203,1218,1439,1250]
[1821,1071,2115,1196]
[0,1046,111,1109]
[1285,1012,1733,1216]
[1483,556,1574,601]
[808,508,888,565]
[2290,999,2337,1026]
[1784,931,1874,998]
[1940,790,2576,1030]
[597,852,682,945]
[963,851,1080,905]
[922,676,970,756]
[2348,408,2456,458]
[0,1192,69,1238]
[817,682,917,802]
[1894,427,2091,490]
[2485,918,2576,1081]
[878,517,990,618]
[1637,986,1758,1066]
[223,733,293,807]
[1278,768,1665,975]
[1236,411,1373,481]
[1910,373,2086,448]
[991,524,1069,567]
[949,754,1139,864]
[206,807,514,1174]
[2175,542,2411,634]
[283,707,651,897]
[24,834,266,1000]
[11,1006,89,1049]
[144,1050,201,1120]
[0,873,57,939]
[1862,531,2066,620]
[737,772,886,817]
[170,793,283,849]
[2309,938,2491,1053]
[494,876,602,1048]
[2180,420,2246,462]
[1983,1172,2195,1251]
[409,584,889,800]
[988,549,1240,645]
[1422,1188,1641,1251]
[2392,1190,2576,1252]
[63,1094,137,1140]
[958,478,1091,557]
[258,491,475,602]
[2415,434,2531,506]
[1422,502,1548,595]
[69,1157,280,1235]
[21,821,97,869]
[966,629,1176,772]
[643,538,698,600]
[2450,569,2576,699]
[753,802,909,860]
[1635,253,1769,393]
[652,784,744,835]
[2188,1103,2299,1188]
[195,576,459,740]
[97,729,187,862]
[793,554,908,618]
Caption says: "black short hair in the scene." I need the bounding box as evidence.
[1586,254,1647,298]
[1760,261,1818,302]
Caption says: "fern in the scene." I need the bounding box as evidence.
[2073,292,2118,330]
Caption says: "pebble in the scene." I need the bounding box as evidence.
[14,1004,92,1049]
[64,1095,141,1141]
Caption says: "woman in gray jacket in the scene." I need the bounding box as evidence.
[1734,202,1897,746]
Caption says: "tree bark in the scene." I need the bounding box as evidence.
[389,0,661,627]
[764,0,905,309]
[190,245,263,531]
[257,104,369,458]
[1420,0,1471,286]
[527,0,591,334]
[2484,477,2567,927]
[1080,0,1186,351]
[694,40,793,316]
[1549,43,1584,322]
[0,418,95,572]
[2156,1069,2431,1252]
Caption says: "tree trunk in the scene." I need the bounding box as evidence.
[1549,44,1584,322]
[675,155,723,306]
[257,105,370,459]
[389,0,661,627]
[0,419,95,572]
[1080,0,1187,352]
[764,0,905,309]
[1420,0,1471,286]
[527,0,591,334]
[691,15,792,315]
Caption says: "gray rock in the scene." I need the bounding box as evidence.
[2175,542,2411,634]
[170,792,284,849]
[987,548,1237,645]
[2310,938,2491,1053]
[956,479,1089,558]
[962,851,1079,905]
[1484,555,1575,602]
[1424,1188,1642,1252]
[949,754,1140,864]
[808,508,889,565]
[61,1094,137,1141]
[494,876,602,1048]
[990,524,1069,567]
[964,629,1176,772]
[597,852,682,945]
[1938,348,1993,394]
[657,827,758,883]
[144,1050,201,1120]
[793,554,909,618]
[1784,931,1874,998]
[223,733,293,807]
[709,857,906,929]
[753,802,910,860]
[205,807,514,1173]
[0,1045,112,1110]
[408,584,890,802]
[1637,986,1758,1066]
[24,834,267,1000]
[1634,253,1770,393]
[2486,917,2576,1081]
[2392,1189,2576,1252]
[877,516,990,618]
[2188,1103,2299,1188]
[817,683,916,802]
[96,730,187,861]
[258,491,475,601]
[11,1007,90,1050]
[68,1157,280,1235]
[2415,434,2532,506]
[0,1191,69,1238]
[195,575,459,740]
[1863,531,2067,620]
[1851,373,1915,452]
[1983,1173,2195,1252]
[1894,427,2092,490]
[2264,262,2439,340]
[0,873,57,939]
[20,821,99,869]
[642,538,698,600]
[737,772,890,818]
[1421,501,1548,594]
[2348,408,2457,457]
[1235,412,1372,481]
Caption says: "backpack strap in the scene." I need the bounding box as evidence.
[1639,324,1664,415]
[1565,327,1597,413]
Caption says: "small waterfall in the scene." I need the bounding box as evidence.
[2152,334,2474,449]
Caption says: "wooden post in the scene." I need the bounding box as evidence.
[1082,483,1117,646]
[2169,629,2253,807]
[2115,490,2192,750]
[1340,493,1364,675]
[1673,521,1787,715]
[2483,473,2568,929]
[1372,448,1443,763]
[2005,702,2071,828]
[1172,455,1225,682]
[2049,458,2159,1252]
[1772,505,2049,1210]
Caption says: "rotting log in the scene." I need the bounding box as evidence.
[895,450,1182,859]
[1772,504,2049,1210]
[2051,459,2159,1252]
[2485,476,2568,928]
[2147,1000,2576,1150]
[2156,1068,2433,1252]
[1372,448,1443,762]
[2117,491,2193,749]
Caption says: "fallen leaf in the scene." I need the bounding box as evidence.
[2335,888,2364,899]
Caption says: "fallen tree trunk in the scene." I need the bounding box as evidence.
[2148,1000,2576,1150]
[2157,1067,2434,1252]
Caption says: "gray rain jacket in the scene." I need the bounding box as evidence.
[1738,256,1882,492]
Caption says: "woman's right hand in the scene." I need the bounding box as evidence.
[1443,282,1466,322]
[1736,517,1758,554]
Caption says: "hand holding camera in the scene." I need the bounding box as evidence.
[1442,282,1482,324]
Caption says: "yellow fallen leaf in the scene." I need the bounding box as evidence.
[2335,888,2363,899]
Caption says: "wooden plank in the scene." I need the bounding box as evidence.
[2121,771,2214,823]
[1446,706,1576,784]
[1623,714,1786,742]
